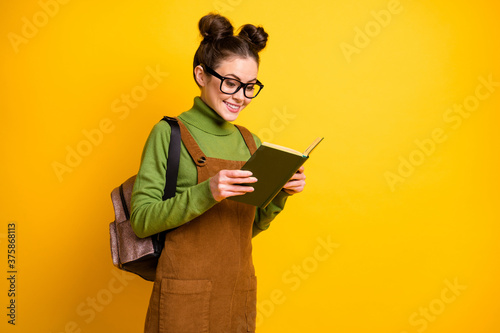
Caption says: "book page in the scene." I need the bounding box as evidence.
[262,142,303,156]
[303,137,324,156]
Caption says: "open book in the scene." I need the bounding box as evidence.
[229,137,324,208]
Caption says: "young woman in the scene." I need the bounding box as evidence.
[131,13,306,333]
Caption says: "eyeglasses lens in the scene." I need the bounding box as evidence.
[221,79,261,98]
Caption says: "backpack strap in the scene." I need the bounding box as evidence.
[152,116,181,249]
[161,116,181,200]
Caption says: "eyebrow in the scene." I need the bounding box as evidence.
[225,73,257,83]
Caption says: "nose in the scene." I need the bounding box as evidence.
[233,87,246,102]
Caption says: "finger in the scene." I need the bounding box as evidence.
[221,176,258,184]
[222,169,254,178]
[283,184,304,194]
[284,179,305,190]
[220,185,255,197]
[283,187,303,195]
[293,172,306,179]
[288,172,306,181]
[283,188,298,195]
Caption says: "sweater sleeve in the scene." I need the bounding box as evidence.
[250,134,291,237]
[130,121,218,238]
[252,191,291,237]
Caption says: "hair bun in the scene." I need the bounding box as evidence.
[238,24,268,52]
[199,13,234,43]
[193,13,269,85]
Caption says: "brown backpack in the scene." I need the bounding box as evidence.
[109,116,180,281]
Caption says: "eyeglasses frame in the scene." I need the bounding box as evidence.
[201,64,264,99]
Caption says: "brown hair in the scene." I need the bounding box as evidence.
[193,13,268,86]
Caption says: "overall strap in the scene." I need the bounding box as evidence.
[177,120,258,167]
[234,124,257,155]
[177,120,208,167]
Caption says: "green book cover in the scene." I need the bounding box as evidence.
[229,137,323,208]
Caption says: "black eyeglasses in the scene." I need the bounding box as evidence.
[202,64,264,99]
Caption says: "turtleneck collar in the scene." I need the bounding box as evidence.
[178,97,236,136]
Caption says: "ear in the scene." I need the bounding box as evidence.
[194,65,206,87]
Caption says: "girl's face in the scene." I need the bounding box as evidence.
[197,57,259,122]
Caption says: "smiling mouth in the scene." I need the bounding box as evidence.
[224,101,241,112]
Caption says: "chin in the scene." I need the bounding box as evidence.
[222,112,240,122]
[219,102,245,122]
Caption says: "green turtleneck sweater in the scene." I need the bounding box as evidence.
[130,97,290,239]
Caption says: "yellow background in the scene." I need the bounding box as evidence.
[1,0,499,332]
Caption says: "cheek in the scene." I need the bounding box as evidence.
[206,87,221,103]
[204,78,219,94]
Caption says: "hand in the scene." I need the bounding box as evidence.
[283,166,306,195]
[209,170,258,202]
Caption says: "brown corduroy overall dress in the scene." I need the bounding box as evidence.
[144,120,258,333]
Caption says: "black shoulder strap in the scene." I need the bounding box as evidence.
[161,116,180,200]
